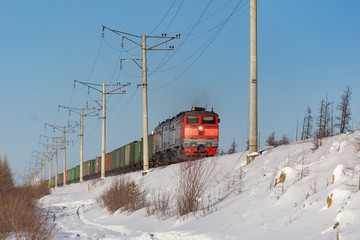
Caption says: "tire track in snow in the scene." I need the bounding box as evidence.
[50,200,130,239]
[77,203,132,235]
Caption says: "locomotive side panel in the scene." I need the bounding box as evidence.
[165,123,171,150]
[169,120,176,147]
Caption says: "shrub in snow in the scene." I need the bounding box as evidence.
[0,156,55,239]
[0,155,14,193]
[175,159,216,218]
[98,176,148,214]
[146,190,173,220]
[327,193,334,208]
[274,172,286,187]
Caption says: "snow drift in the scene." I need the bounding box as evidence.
[41,131,360,239]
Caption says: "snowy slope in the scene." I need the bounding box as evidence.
[41,131,360,240]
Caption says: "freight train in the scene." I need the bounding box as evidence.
[49,107,219,187]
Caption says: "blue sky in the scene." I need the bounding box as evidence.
[0,0,359,183]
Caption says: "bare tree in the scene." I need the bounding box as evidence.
[315,97,332,139]
[98,176,148,214]
[279,134,290,145]
[0,156,55,239]
[0,155,14,193]
[266,132,278,146]
[301,107,313,140]
[175,159,216,217]
[313,99,327,149]
[324,99,329,137]
[228,138,238,154]
[306,107,313,139]
[301,115,306,140]
[322,97,333,137]
[336,86,352,134]
[317,99,325,139]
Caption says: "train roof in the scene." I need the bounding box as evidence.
[155,106,218,127]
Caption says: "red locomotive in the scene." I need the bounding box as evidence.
[153,106,219,164]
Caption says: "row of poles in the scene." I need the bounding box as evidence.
[34,0,259,185]
[35,30,181,187]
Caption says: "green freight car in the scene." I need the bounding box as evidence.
[75,165,80,180]
[135,141,142,164]
[49,133,155,186]
[70,167,75,182]
[112,149,118,170]
[129,141,136,167]
[120,146,125,168]
[125,144,130,166]
[148,134,154,160]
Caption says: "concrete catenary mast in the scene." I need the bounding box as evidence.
[48,144,53,187]
[74,80,129,179]
[141,34,149,172]
[101,26,180,174]
[247,0,259,164]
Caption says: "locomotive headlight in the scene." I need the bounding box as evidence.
[198,125,204,132]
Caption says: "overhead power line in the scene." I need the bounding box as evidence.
[103,26,180,174]
[74,79,130,179]
[150,0,245,90]
[148,0,178,35]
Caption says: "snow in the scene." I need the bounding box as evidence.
[41,131,360,239]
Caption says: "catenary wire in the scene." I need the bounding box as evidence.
[148,0,178,35]
[150,0,245,90]
[149,4,249,74]
[149,0,214,75]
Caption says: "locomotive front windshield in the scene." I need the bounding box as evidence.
[202,116,216,124]
[186,115,199,123]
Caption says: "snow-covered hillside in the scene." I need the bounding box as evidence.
[42,131,360,240]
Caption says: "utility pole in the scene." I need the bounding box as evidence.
[45,123,75,185]
[59,105,100,182]
[27,166,37,185]
[31,150,42,181]
[80,108,84,182]
[102,83,106,179]
[247,0,259,165]
[103,26,180,173]
[38,136,55,184]
[31,167,37,185]
[48,144,53,187]
[55,137,58,188]
[141,34,149,172]
[62,127,65,186]
[26,158,40,185]
[74,80,130,179]
[24,162,33,185]
[36,150,46,182]
[42,152,45,182]
[296,117,299,142]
